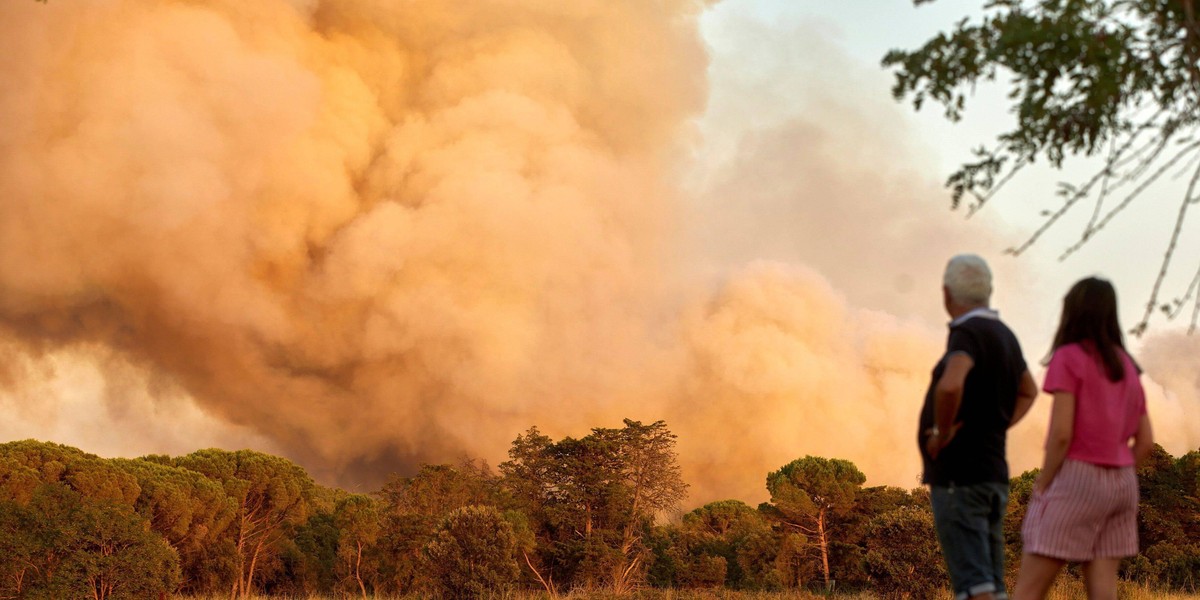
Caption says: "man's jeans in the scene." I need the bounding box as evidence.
[931,482,1010,600]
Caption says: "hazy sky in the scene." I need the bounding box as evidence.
[701,0,1200,340]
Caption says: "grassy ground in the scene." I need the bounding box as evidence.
[1042,577,1198,599]
[178,580,1199,600]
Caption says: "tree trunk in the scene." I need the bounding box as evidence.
[355,541,367,599]
[523,550,557,597]
[244,539,265,599]
[232,514,247,600]
[817,508,831,591]
[612,555,640,595]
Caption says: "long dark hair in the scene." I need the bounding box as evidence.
[1050,277,1128,382]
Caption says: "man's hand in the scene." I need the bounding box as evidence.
[930,352,972,460]
[925,422,962,460]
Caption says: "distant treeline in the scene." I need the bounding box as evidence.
[1,420,1197,599]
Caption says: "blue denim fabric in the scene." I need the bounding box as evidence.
[931,482,1010,600]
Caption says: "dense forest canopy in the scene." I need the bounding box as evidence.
[1,422,1197,598]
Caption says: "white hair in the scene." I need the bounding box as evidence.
[943,254,992,306]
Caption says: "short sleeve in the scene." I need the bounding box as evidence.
[1133,382,1148,416]
[1128,356,1148,417]
[1043,345,1082,395]
[946,327,980,361]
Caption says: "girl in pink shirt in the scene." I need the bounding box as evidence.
[1014,277,1155,600]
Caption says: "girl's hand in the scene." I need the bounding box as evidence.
[1033,473,1053,495]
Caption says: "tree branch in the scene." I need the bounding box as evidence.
[1057,139,1200,261]
[1132,157,1200,335]
[522,551,557,598]
[1166,263,1200,332]
[1004,119,1177,257]
[966,154,1031,217]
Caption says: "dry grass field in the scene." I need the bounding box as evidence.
[180,578,1200,600]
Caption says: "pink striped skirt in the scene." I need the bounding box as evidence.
[1022,459,1139,561]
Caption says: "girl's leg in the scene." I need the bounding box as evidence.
[1012,553,1064,600]
[1081,557,1120,600]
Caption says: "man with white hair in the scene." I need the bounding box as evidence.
[919,254,1038,600]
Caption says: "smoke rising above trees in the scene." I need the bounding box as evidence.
[0,0,713,484]
[0,0,972,500]
[1,0,1198,505]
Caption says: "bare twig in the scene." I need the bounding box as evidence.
[1191,271,1200,333]
[1119,120,1178,184]
[1165,262,1200,333]
[1007,163,1115,256]
[967,156,1031,217]
[1132,158,1200,336]
[1006,119,1181,257]
[1084,137,1120,237]
[1058,139,1200,261]
[1165,265,1200,320]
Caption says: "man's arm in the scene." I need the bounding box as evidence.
[1010,368,1038,428]
[927,352,973,459]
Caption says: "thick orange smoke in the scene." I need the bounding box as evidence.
[1137,332,1200,452]
[0,0,713,482]
[673,263,944,499]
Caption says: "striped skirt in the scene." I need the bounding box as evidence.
[1021,458,1139,561]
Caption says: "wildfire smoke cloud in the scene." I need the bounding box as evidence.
[0,0,714,481]
[8,0,1149,504]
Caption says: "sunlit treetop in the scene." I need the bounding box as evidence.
[885,0,1200,334]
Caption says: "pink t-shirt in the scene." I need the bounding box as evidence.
[1042,342,1147,467]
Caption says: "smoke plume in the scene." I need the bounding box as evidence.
[0,0,712,483]
[1138,332,1200,454]
[673,263,943,499]
[3,0,1196,505]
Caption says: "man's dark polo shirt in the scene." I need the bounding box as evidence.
[918,309,1027,486]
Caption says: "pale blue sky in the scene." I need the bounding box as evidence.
[696,0,1200,341]
[716,0,980,66]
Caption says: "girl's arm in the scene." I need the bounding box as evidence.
[1131,413,1155,464]
[1035,391,1075,492]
